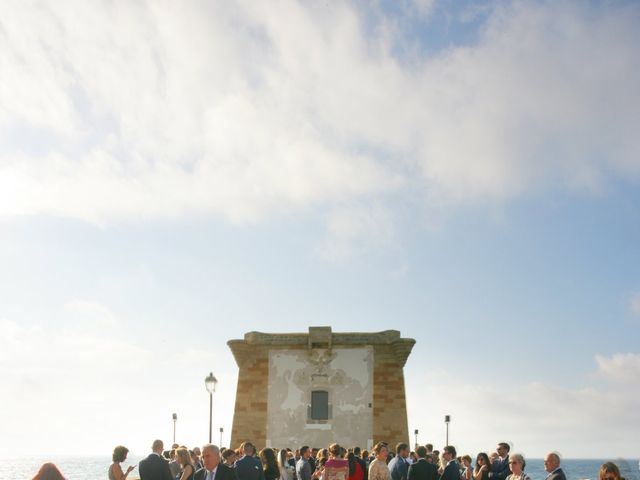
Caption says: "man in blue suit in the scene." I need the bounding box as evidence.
[389,443,410,480]
[235,442,265,480]
[439,446,459,480]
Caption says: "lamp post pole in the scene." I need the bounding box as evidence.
[445,415,451,445]
[414,429,419,450]
[219,427,224,447]
[205,372,218,443]
[172,413,177,443]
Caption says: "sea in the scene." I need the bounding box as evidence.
[6,457,640,480]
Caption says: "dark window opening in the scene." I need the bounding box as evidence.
[311,390,329,420]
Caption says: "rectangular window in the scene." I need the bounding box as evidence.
[311,390,329,420]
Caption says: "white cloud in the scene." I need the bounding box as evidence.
[1,1,639,229]
[0,311,238,456]
[64,298,118,326]
[595,352,640,383]
[406,355,640,458]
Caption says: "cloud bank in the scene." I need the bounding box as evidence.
[1,1,639,227]
[407,352,640,458]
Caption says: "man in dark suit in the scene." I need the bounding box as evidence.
[439,446,459,480]
[543,453,567,480]
[489,443,511,480]
[235,441,265,480]
[408,446,438,480]
[194,444,237,480]
[139,439,173,480]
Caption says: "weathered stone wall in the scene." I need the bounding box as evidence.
[228,328,414,450]
[266,347,373,449]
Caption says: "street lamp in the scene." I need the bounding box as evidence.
[172,413,177,443]
[205,372,218,443]
[414,429,419,450]
[445,415,451,445]
[219,427,224,447]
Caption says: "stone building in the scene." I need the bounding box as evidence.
[228,327,415,450]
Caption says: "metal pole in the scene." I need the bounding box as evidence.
[445,415,450,445]
[209,392,213,443]
[219,427,223,447]
[172,413,177,444]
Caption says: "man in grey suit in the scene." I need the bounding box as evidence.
[194,444,236,480]
[296,446,312,480]
[544,453,567,480]
[235,442,265,480]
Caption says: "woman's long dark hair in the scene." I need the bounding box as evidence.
[475,453,490,474]
[260,448,281,480]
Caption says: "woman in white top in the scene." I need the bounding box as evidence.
[279,449,296,480]
[368,443,390,480]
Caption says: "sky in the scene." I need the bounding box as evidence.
[1,0,639,461]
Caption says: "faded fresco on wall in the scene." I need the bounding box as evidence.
[266,347,373,449]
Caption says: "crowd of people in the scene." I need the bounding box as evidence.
[31,439,628,480]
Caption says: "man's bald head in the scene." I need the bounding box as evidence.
[544,453,561,473]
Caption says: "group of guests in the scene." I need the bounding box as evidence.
[30,438,628,480]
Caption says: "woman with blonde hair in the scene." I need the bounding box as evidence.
[460,456,472,480]
[175,447,195,480]
[599,462,623,480]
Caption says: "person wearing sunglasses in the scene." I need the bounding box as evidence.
[505,454,530,480]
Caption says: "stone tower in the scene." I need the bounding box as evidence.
[228,327,415,450]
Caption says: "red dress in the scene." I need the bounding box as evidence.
[348,461,364,480]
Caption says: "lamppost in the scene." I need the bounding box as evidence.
[205,372,218,443]
[219,427,224,447]
[445,415,451,445]
[172,413,177,443]
[414,429,419,450]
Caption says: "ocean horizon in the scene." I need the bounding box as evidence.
[8,456,640,480]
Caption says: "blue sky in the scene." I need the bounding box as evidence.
[1,0,639,460]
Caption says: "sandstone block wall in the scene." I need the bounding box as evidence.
[228,328,414,450]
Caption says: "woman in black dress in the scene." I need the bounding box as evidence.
[261,448,281,480]
[473,453,491,480]
[176,447,195,480]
